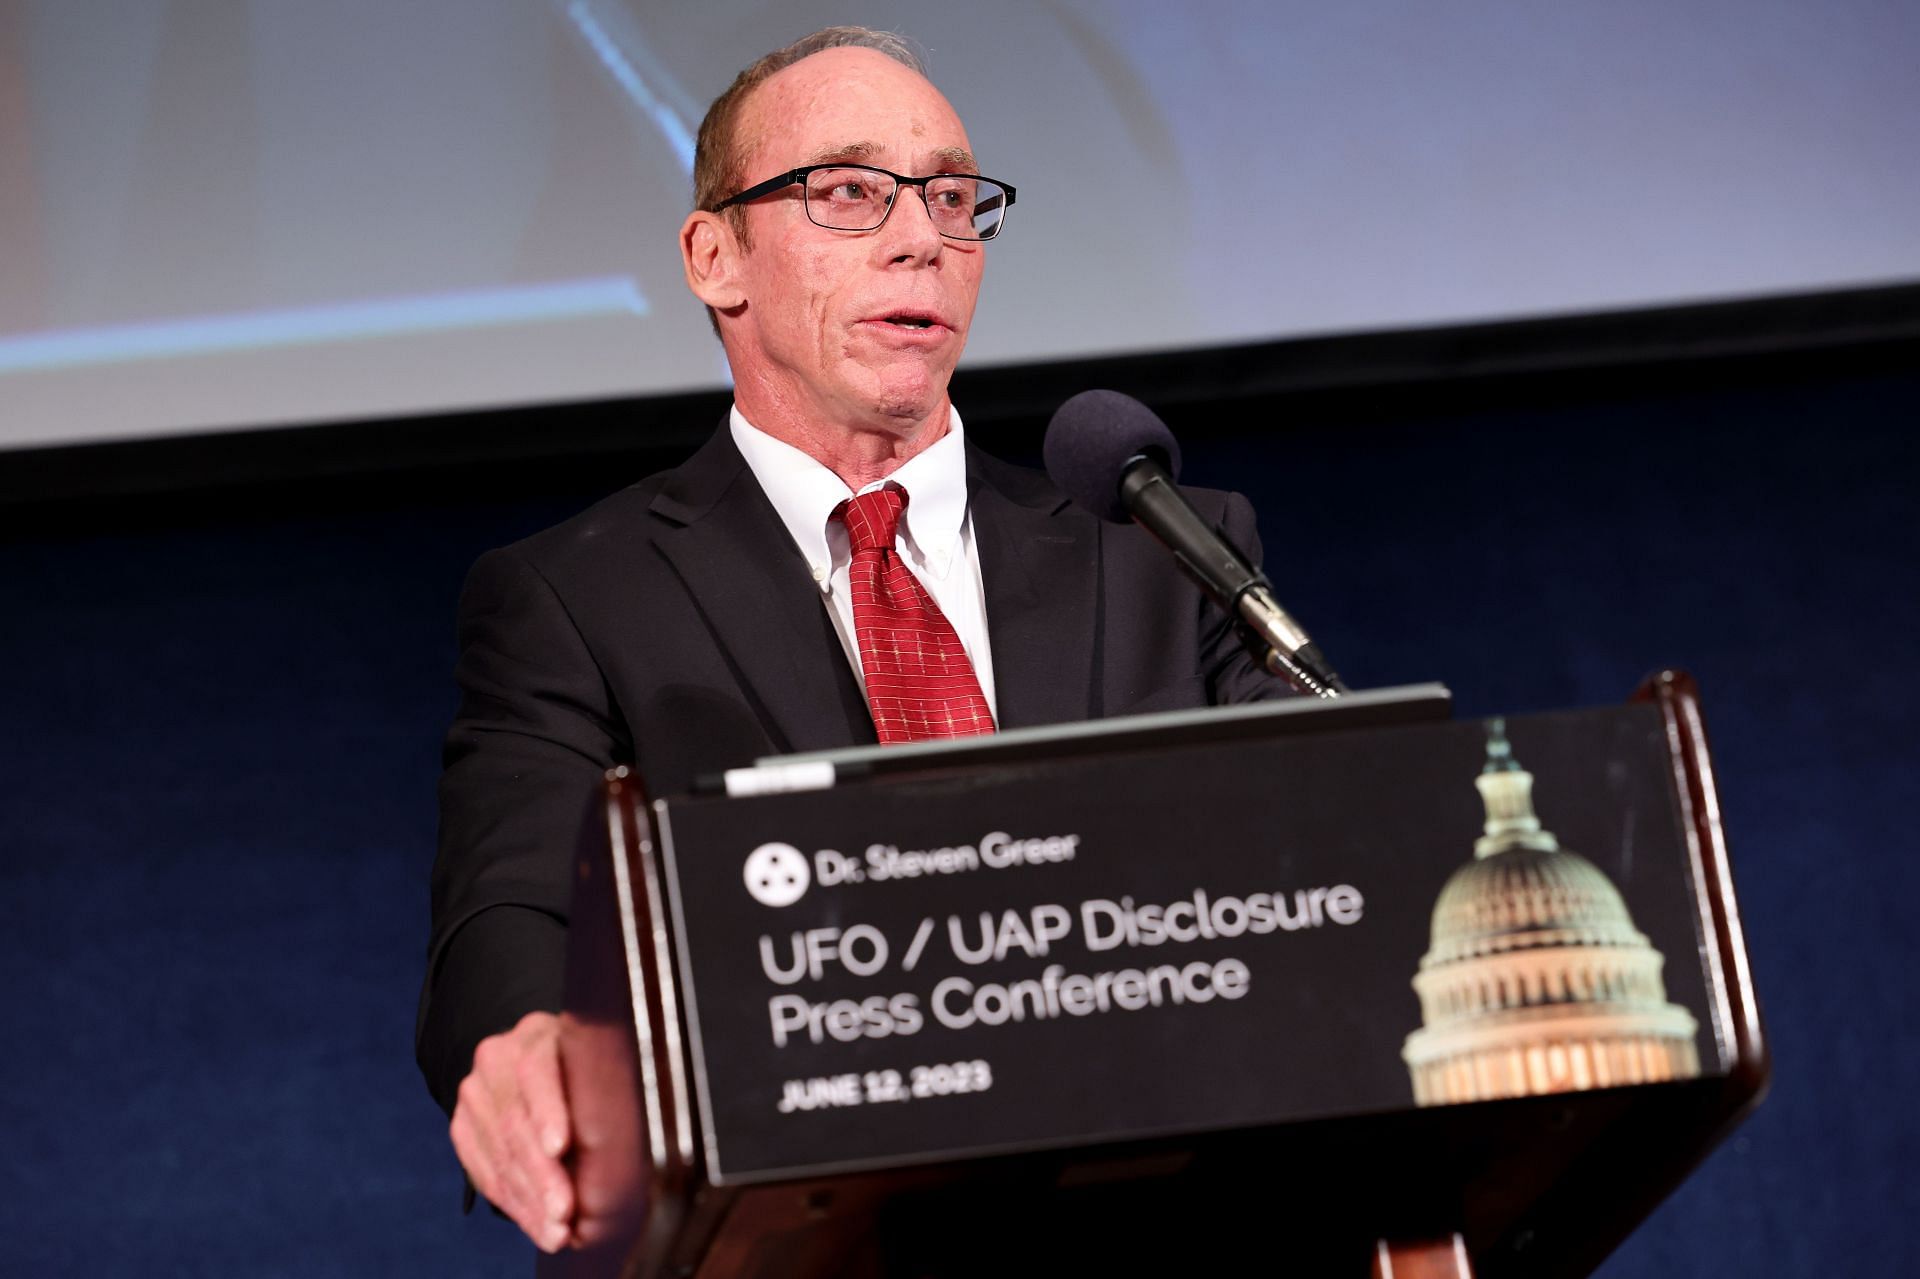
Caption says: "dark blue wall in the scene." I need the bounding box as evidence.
[3,364,1915,1275]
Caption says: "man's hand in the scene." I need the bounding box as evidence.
[450,1011,575,1252]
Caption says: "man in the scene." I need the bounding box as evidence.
[417,27,1280,1253]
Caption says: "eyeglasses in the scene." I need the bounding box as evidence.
[713,164,1017,241]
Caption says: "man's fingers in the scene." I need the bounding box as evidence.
[451,1014,579,1253]
[451,1013,583,1252]
[503,1155,569,1252]
[498,1100,574,1223]
[449,1097,509,1212]
[453,1091,537,1226]
[516,1017,571,1160]
[503,1013,575,1238]
[467,1102,570,1251]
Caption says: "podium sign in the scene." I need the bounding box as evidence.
[656,703,1729,1185]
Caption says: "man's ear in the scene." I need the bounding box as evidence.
[680,211,747,312]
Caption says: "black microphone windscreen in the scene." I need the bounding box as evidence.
[1042,389,1183,523]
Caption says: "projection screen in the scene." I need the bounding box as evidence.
[2,0,1916,451]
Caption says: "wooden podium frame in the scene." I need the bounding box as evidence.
[541,671,1767,1278]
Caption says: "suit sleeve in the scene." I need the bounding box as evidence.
[415,546,630,1116]
[1201,490,1296,705]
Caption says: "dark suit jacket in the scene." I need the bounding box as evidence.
[416,425,1282,1113]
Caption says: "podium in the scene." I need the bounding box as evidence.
[542,671,1766,1278]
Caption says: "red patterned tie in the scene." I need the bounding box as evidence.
[836,488,996,744]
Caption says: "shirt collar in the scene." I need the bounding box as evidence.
[729,405,970,581]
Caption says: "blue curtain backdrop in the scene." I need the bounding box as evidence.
[2,366,1914,1274]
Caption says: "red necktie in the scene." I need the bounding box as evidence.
[836,488,996,744]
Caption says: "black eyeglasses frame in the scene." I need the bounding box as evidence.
[712,164,1017,241]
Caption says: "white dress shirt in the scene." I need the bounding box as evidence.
[729,405,998,718]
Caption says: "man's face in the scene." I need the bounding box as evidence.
[720,48,986,437]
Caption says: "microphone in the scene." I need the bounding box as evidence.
[1043,389,1348,699]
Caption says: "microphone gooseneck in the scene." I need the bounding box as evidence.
[1044,390,1348,699]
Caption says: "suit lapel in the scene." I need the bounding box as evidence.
[650,429,875,755]
[969,448,1099,730]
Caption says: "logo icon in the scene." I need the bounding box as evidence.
[743,842,811,907]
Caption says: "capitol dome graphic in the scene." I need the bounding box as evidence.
[1402,720,1701,1105]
